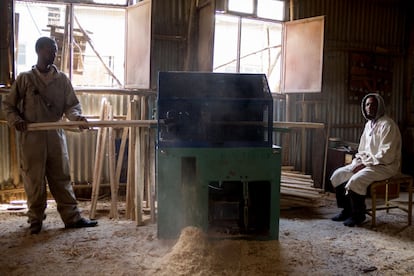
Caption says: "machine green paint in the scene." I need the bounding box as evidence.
[157,147,281,240]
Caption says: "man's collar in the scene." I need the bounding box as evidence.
[32,64,58,73]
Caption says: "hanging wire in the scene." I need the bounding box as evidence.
[25,2,42,36]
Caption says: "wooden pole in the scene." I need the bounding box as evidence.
[90,98,108,219]
[115,107,130,208]
[8,128,20,186]
[26,120,156,131]
[126,99,137,220]
[25,120,322,131]
[107,104,118,219]
[149,127,156,223]
[135,96,147,225]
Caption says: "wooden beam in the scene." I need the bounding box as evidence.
[27,120,156,131]
[25,120,322,131]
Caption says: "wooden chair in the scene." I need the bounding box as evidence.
[366,174,413,227]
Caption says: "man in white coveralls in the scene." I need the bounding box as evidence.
[330,93,401,227]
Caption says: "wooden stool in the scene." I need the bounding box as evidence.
[366,174,413,227]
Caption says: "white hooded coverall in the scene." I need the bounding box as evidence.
[330,93,401,196]
[2,65,84,225]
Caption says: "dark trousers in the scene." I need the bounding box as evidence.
[335,183,366,217]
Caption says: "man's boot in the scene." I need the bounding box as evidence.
[331,183,352,221]
[343,190,366,227]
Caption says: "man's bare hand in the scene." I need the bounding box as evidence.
[76,116,89,130]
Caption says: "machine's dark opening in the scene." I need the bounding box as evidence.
[208,181,271,238]
[181,157,196,187]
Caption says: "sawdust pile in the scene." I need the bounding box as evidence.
[155,227,212,275]
[155,227,279,275]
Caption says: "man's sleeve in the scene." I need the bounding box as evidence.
[372,122,400,165]
[62,75,83,121]
[2,76,24,127]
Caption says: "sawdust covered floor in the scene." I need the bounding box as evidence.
[0,196,413,276]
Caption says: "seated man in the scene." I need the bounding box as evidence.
[330,93,401,227]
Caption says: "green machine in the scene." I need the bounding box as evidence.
[157,72,281,240]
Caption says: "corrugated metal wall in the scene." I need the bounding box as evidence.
[0,91,156,188]
[65,91,131,185]
[68,91,156,184]
[150,0,192,88]
[285,0,408,180]
[293,0,406,51]
[293,0,406,136]
[0,123,11,187]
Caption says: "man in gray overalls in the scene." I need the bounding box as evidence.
[2,37,98,234]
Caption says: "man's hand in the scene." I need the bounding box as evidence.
[76,116,89,130]
[352,163,366,173]
[14,120,27,132]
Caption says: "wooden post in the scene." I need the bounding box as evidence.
[115,107,130,211]
[126,98,137,220]
[107,104,118,219]
[9,129,20,186]
[149,127,156,223]
[135,95,146,225]
[90,98,108,219]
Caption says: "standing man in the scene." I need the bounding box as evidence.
[2,37,97,234]
[330,93,401,227]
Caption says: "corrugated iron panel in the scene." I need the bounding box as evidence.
[76,92,130,117]
[0,92,156,186]
[67,130,98,184]
[294,0,407,53]
[279,0,407,174]
[0,123,11,186]
[150,0,192,87]
[323,52,405,143]
[152,0,190,35]
[291,0,406,140]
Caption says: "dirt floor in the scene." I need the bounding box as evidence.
[0,194,413,276]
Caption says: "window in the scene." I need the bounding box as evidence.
[228,0,254,14]
[72,6,125,87]
[47,7,61,26]
[15,1,125,88]
[17,44,26,65]
[258,0,284,21]
[213,1,284,92]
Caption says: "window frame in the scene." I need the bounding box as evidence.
[14,0,126,88]
[213,1,285,92]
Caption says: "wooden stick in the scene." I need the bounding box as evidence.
[25,120,321,131]
[115,126,129,182]
[280,187,323,199]
[273,121,325,129]
[107,104,118,219]
[90,98,107,219]
[135,96,146,225]
[282,171,313,179]
[8,126,20,186]
[115,108,130,213]
[149,127,156,223]
[281,183,324,193]
[92,115,108,218]
[281,177,314,185]
[27,120,156,131]
[135,127,144,225]
[126,99,137,220]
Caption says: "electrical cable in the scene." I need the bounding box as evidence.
[25,2,42,36]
